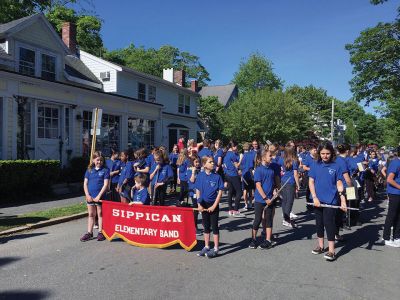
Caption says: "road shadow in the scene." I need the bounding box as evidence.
[0,290,51,300]
[0,216,49,229]
[0,257,23,268]
[0,232,48,244]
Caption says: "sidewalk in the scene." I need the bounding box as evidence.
[0,196,84,218]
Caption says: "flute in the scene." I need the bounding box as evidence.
[306,202,359,211]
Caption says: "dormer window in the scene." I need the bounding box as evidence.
[19,47,35,76]
[41,54,56,81]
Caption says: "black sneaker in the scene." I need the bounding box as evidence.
[258,240,272,249]
[324,252,336,261]
[249,239,258,249]
[312,246,324,255]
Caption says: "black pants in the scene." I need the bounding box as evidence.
[226,175,242,211]
[171,166,177,190]
[152,184,167,206]
[253,202,275,230]
[110,182,120,202]
[383,194,400,240]
[365,176,375,200]
[179,181,189,202]
[281,184,295,222]
[200,201,219,234]
[314,206,336,242]
[304,173,313,210]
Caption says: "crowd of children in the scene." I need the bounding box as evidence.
[81,137,400,260]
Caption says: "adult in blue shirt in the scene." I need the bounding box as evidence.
[195,156,224,258]
[382,156,400,247]
[223,140,244,217]
[309,142,347,261]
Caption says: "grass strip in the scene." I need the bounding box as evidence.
[0,203,87,232]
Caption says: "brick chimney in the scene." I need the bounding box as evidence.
[173,70,185,87]
[62,22,77,54]
[191,80,198,92]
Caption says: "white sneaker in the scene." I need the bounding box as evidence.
[233,211,246,218]
[384,239,400,247]
[290,212,298,219]
[282,220,291,227]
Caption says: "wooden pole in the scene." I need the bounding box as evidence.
[88,108,99,167]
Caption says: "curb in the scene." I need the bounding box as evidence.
[0,212,88,237]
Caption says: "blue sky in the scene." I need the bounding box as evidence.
[91,0,398,107]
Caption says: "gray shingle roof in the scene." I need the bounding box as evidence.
[0,14,37,35]
[198,84,238,107]
[65,55,102,84]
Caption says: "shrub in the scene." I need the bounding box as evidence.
[0,160,61,200]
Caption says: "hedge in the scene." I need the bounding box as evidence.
[0,160,60,200]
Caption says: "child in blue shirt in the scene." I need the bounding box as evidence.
[198,139,213,158]
[249,150,281,250]
[169,144,179,193]
[213,139,224,176]
[187,155,201,234]
[81,151,110,242]
[382,156,400,247]
[365,150,379,202]
[309,142,347,261]
[105,149,121,202]
[149,150,173,206]
[239,142,256,210]
[116,150,134,204]
[196,156,224,258]
[223,140,244,217]
[130,173,150,205]
[177,149,190,206]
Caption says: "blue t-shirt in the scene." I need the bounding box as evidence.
[214,148,224,166]
[118,161,134,187]
[194,171,224,203]
[169,153,179,167]
[240,151,256,180]
[187,167,200,197]
[387,158,400,195]
[150,163,173,185]
[178,159,190,181]
[198,147,213,159]
[254,163,279,203]
[368,158,379,173]
[281,161,298,185]
[131,188,150,205]
[309,161,342,205]
[223,151,239,177]
[84,167,110,198]
[106,159,121,184]
[146,154,155,170]
[335,156,350,187]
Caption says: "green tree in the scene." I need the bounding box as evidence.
[46,5,103,55]
[231,52,283,94]
[222,89,311,143]
[104,44,210,86]
[344,119,359,144]
[0,0,50,23]
[198,96,225,141]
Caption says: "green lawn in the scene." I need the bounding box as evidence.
[0,203,87,232]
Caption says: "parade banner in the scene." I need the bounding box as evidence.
[102,201,197,251]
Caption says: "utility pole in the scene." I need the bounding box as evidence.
[330,98,335,146]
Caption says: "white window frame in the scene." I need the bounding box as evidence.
[41,53,57,81]
[148,85,156,102]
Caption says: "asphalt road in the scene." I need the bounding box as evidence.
[0,194,399,300]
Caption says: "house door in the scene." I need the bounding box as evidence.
[35,104,61,160]
[168,129,177,152]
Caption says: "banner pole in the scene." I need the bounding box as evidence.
[88,108,99,167]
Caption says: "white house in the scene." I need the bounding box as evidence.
[0,14,200,163]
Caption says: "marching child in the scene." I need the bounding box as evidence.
[239,142,256,210]
[105,149,121,202]
[169,144,179,193]
[129,173,150,205]
[149,150,173,206]
[249,150,281,249]
[187,155,201,234]
[196,156,224,258]
[81,151,110,242]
